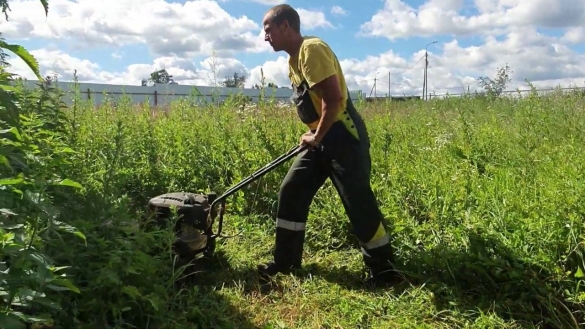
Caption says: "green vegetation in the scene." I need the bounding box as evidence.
[2,1,585,328]
[3,68,585,328]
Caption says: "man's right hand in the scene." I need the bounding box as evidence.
[299,131,318,149]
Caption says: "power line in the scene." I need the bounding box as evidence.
[367,55,427,98]
[354,55,425,85]
[390,55,425,76]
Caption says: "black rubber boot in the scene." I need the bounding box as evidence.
[257,227,305,282]
[361,244,402,286]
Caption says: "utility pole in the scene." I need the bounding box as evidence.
[424,41,437,101]
[422,65,426,100]
[388,71,391,101]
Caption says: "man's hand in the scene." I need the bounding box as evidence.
[299,131,319,149]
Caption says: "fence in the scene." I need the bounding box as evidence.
[425,85,585,100]
[364,85,585,103]
[18,80,366,107]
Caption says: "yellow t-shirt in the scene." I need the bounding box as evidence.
[288,36,360,140]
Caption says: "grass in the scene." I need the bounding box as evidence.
[2,77,585,329]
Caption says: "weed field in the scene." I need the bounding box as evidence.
[2,80,585,329]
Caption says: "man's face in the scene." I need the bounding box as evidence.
[263,13,288,52]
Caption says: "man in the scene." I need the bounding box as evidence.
[258,4,399,286]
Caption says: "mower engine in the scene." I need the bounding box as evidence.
[147,192,218,261]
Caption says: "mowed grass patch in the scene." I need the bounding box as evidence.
[3,81,585,329]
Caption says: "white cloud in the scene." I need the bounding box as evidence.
[330,6,348,16]
[296,9,334,31]
[7,49,249,87]
[248,56,290,88]
[360,0,585,39]
[246,0,284,4]
[10,24,584,97]
[0,0,336,57]
[111,51,123,60]
[4,0,585,98]
[251,24,585,95]
[0,0,267,58]
[561,27,585,44]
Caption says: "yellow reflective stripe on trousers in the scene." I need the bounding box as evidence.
[276,218,306,231]
[361,232,390,250]
[360,221,390,249]
[371,222,387,241]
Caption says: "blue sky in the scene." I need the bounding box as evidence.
[16,0,490,72]
[3,0,584,95]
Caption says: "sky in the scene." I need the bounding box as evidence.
[2,0,585,97]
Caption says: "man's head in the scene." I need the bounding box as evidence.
[262,4,301,53]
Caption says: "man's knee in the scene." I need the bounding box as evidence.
[277,176,317,215]
[278,152,322,201]
[278,173,303,200]
[276,162,322,220]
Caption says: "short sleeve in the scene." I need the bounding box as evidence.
[299,42,337,88]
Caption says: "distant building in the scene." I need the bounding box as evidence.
[17,80,365,107]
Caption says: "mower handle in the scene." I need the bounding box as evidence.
[207,144,310,238]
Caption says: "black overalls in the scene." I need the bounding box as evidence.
[270,74,397,277]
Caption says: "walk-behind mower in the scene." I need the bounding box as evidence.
[146,144,308,262]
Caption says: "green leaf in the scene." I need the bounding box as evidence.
[0,208,17,217]
[0,313,26,329]
[0,155,9,168]
[2,223,24,229]
[0,127,22,140]
[24,250,50,268]
[25,315,52,323]
[0,42,42,81]
[25,297,60,310]
[55,178,83,189]
[46,284,72,292]
[39,0,49,17]
[50,266,70,273]
[0,83,15,91]
[56,147,76,153]
[0,176,24,185]
[575,266,584,278]
[50,278,80,294]
[53,221,87,243]
[122,286,142,299]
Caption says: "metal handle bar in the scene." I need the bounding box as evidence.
[208,144,309,238]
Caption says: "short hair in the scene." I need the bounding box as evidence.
[268,4,300,33]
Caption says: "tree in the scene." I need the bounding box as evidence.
[253,82,278,89]
[148,68,174,85]
[477,63,512,97]
[1,0,47,21]
[221,72,246,88]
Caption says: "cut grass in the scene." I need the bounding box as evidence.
[194,225,507,329]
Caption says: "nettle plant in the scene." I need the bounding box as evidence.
[0,1,86,328]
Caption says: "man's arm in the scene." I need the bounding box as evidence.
[299,43,343,144]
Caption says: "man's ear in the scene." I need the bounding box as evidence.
[281,20,290,31]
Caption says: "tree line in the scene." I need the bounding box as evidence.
[142,68,282,89]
